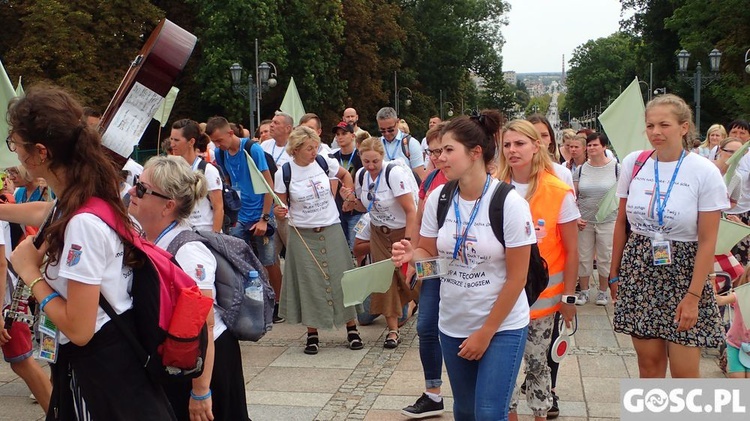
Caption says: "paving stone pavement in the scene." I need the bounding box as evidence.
[0,300,726,421]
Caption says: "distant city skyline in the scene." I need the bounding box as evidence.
[501,0,625,73]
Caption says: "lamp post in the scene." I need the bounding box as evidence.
[396,87,413,115]
[653,87,667,96]
[676,48,721,136]
[444,101,454,117]
[745,48,750,75]
[638,80,652,102]
[229,45,278,136]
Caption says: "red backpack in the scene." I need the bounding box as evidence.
[74,198,213,382]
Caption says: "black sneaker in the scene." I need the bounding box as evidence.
[401,393,444,419]
[273,303,285,324]
[547,391,560,419]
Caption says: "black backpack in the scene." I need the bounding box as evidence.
[436,180,549,305]
[196,159,241,231]
[281,155,330,206]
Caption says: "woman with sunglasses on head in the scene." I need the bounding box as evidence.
[128,156,249,421]
[392,112,534,420]
[497,120,579,421]
[340,136,418,349]
[3,85,175,420]
[170,119,224,233]
[273,126,363,355]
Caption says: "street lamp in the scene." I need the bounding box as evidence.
[229,58,279,137]
[677,47,721,136]
[396,87,413,115]
[444,101,455,117]
[653,87,667,96]
[745,48,750,75]
[638,80,652,102]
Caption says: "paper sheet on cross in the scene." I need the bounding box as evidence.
[341,260,396,307]
[715,218,750,255]
[245,150,285,208]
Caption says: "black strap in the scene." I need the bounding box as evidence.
[436,180,513,246]
[282,156,329,207]
[98,294,150,368]
[422,169,440,193]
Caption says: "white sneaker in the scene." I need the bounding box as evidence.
[595,290,609,306]
[575,290,589,306]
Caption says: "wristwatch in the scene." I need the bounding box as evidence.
[561,295,576,304]
[261,213,271,222]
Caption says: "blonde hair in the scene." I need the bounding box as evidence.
[398,119,410,134]
[143,155,208,222]
[495,119,554,200]
[645,94,695,150]
[561,128,576,142]
[286,126,320,156]
[358,136,385,157]
[354,130,371,146]
[702,123,728,148]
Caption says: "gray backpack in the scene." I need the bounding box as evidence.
[167,230,275,341]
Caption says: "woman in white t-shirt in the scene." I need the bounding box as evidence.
[340,137,418,349]
[128,156,249,420]
[609,94,728,378]
[527,115,574,188]
[170,119,224,232]
[6,86,175,419]
[273,126,362,355]
[392,111,534,420]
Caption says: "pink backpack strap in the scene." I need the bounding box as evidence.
[631,150,655,179]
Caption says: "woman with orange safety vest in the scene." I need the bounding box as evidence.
[497,120,579,421]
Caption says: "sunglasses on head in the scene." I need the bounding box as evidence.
[367,182,376,201]
[134,181,171,200]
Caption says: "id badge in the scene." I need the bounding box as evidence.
[415,258,449,279]
[352,217,368,235]
[651,234,672,266]
[37,313,59,363]
[233,183,242,200]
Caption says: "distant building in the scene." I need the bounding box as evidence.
[503,71,517,86]
[471,73,486,92]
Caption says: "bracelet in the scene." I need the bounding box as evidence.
[190,389,212,401]
[404,237,412,241]
[28,277,45,291]
[608,276,619,285]
[686,290,701,299]
[39,292,61,312]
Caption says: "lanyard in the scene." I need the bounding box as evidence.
[365,170,383,213]
[452,175,491,260]
[154,221,178,245]
[272,143,285,163]
[339,150,356,170]
[653,151,685,226]
[191,156,201,170]
[382,137,400,160]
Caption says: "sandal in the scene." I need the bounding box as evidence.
[347,329,364,350]
[383,330,401,349]
[304,332,319,355]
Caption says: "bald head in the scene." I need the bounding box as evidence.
[343,108,359,127]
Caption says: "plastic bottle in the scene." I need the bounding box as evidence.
[244,270,263,302]
[536,219,547,243]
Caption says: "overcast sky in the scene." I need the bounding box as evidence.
[501,0,624,73]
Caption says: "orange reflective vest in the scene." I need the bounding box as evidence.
[526,170,573,320]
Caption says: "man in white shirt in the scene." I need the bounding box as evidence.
[420,116,442,169]
[377,107,427,180]
[299,113,332,155]
[261,112,294,167]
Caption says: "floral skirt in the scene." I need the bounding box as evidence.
[613,233,723,348]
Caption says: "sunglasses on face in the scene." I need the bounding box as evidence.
[379,125,397,134]
[134,181,171,200]
[425,148,442,157]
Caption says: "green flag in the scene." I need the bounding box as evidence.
[594,185,619,222]
[598,77,649,158]
[279,77,306,125]
[15,76,23,97]
[715,218,750,255]
[153,87,179,127]
[244,150,284,207]
[0,60,21,168]
[724,140,750,186]
[734,283,750,328]
[341,260,397,307]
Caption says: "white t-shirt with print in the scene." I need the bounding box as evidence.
[1,221,15,306]
[261,139,291,167]
[356,164,414,229]
[552,162,574,189]
[47,214,134,344]
[616,151,729,242]
[156,223,227,339]
[421,179,535,338]
[274,156,341,228]
[511,181,580,224]
[190,158,223,232]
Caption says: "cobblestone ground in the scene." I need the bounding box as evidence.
[0,301,725,421]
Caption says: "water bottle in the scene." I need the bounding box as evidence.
[536,219,547,243]
[244,270,263,302]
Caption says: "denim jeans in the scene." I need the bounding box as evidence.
[229,219,276,266]
[417,278,442,389]
[440,326,527,421]
[339,212,362,252]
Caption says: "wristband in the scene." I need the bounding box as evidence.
[190,389,212,401]
[28,277,45,291]
[686,290,701,299]
[608,276,619,285]
[39,292,61,312]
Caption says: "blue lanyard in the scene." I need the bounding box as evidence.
[452,175,491,260]
[339,150,356,170]
[191,156,201,170]
[653,151,685,226]
[154,221,178,244]
[382,137,400,160]
[365,170,383,212]
[272,143,285,163]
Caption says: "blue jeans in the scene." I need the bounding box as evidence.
[339,212,362,251]
[440,326,527,421]
[229,219,276,266]
[417,278,442,389]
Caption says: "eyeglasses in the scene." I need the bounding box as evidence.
[425,148,442,157]
[721,148,738,154]
[134,181,172,200]
[5,135,28,152]
[379,124,397,134]
[367,182,376,201]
